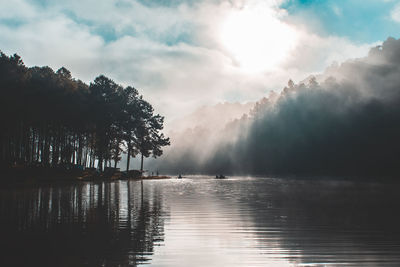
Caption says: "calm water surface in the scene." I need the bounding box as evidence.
[1,176,400,266]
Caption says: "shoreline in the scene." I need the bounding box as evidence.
[0,166,171,185]
[2,166,399,185]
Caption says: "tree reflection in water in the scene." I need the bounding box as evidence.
[0,180,167,267]
[226,179,400,266]
[2,178,400,267]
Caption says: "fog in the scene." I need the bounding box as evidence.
[150,37,400,177]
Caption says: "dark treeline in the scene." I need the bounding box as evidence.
[225,37,400,177]
[157,37,400,178]
[0,51,169,172]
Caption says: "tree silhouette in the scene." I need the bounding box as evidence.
[0,51,169,174]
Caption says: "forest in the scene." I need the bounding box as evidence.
[0,51,170,173]
[156,37,400,177]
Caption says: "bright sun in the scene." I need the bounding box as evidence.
[220,5,298,72]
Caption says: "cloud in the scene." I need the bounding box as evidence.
[0,0,379,125]
[391,3,400,22]
[282,32,379,73]
[330,4,342,17]
[154,37,400,177]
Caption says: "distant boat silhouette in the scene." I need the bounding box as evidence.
[215,175,226,179]
[178,174,182,179]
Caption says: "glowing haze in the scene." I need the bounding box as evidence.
[1,0,397,126]
[220,2,298,72]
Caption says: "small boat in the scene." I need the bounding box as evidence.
[215,174,226,179]
[178,174,182,179]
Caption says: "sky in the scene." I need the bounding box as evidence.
[1,0,399,124]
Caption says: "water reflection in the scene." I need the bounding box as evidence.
[1,177,400,266]
[150,178,400,266]
[224,178,400,266]
[0,180,167,266]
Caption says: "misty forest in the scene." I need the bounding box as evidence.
[3,38,400,178]
[0,52,170,173]
[3,0,400,266]
[156,37,400,177]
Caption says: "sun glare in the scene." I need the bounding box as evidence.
[220,5,298,72]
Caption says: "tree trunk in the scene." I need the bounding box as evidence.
[140,153,145,191]
[126,140,131,172]
[98,155,103,172]
[140,153,144,176]
[72,136,76,165]
[31,128,36,163]
[37,128,42,163]
[83,146,88,168]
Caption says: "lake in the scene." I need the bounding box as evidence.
[1,176,400,266]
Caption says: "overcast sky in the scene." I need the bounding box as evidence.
[1,0,399,123]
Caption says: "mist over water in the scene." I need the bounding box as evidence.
[154,37,400,177]
[3,2,400,267]
[1,177,400,266]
